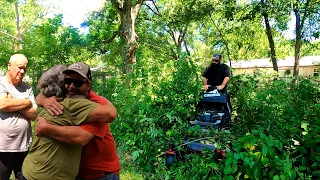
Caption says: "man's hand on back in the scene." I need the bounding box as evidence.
[41,96,63,116]
[35,117,49,136]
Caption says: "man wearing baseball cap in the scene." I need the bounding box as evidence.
[35,62,120,180]
[202,52,230,91]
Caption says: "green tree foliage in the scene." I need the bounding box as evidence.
[21,15,91,72]
[0,0,43,66]
[81,1,123,74]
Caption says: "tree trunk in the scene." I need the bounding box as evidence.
[121,6,139,73]
[169,29,185,59]
[184,40,190,56]
[14,0,22,51]
[263,13,278,72]
[111,0,144,74]
[293,5,302,77]
[261,0,278,72]
[292,0,311,77]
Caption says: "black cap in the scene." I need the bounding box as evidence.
[213,53,222,60]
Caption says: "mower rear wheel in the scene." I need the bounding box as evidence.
[166,155,175,168]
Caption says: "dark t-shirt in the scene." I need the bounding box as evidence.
[202,63,230,88]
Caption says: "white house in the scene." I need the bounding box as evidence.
[228,56,320,77]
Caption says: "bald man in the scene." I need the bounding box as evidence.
[0,54,38,180]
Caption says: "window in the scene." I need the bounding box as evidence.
[314,68,320,77]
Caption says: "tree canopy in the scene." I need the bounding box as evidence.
[1,0,319,75]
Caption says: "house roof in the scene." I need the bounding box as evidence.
[228,56,320,68]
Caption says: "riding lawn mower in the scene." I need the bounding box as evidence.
[165,87,231,167]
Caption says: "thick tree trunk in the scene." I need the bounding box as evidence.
[111,0,144,74]
[120,5,139,73]
[14,1,22,51]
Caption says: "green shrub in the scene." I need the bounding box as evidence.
[93,62,320,179]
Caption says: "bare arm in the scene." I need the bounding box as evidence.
[35,91,116,145]
[202,77,211,90]
[217,77,230,90]
[87,100,117,123]
[34,99,116,145]
[0,96,32,112]
[0,93,37,120]
[36,117,93,146]
[221,77,230,87]
[18,107,38,120]
[202,77,208,86]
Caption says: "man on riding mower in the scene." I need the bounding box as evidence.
[202,53,230,91]
[202,52,232,113]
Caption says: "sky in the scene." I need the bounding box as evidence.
[41,0,105,30]
[40,0,298,39]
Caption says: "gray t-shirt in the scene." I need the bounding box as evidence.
[0,76,37,152]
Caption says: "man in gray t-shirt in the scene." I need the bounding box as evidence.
[0,54,38,180]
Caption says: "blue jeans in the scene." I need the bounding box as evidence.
[76,173,120,180]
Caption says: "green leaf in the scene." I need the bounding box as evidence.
[273,140,283,151]
[244,157,250,167]
[262,145,268,155]
[249,160,255,168]
[253,168,260,179]
[207,162,219,169]
[234,152,241,160]
[273,175,280,180]
[225,157,233,166]
[239,152,248,159]
[132,150,140,161]
[254,152,262,161]
[301,122,309,131]
[261,155,269,167]
[238,136,251,143]
[259,133,267,139]
[311,162,319,167]
[301,157,307,166]
[232,159,238,173]
[299,166,307,171]
[166,130,173,136]
[252,130,259,134]
[224,166,233,175]
[224,175,233,180]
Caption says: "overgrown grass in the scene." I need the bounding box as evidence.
[119,149,145,180]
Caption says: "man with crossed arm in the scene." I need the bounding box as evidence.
[0,54,38,180]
